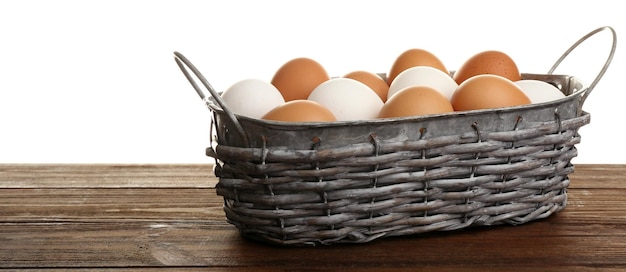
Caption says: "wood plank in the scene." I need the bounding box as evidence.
[1,164,625,271]
[0,188,225,222]
[2,212,626,270]
[569,164,626,189]
[0,164,218,188]
[1,189,625,270]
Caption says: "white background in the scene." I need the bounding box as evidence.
[0,0,623,164]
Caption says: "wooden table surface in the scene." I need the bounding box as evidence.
[1,164,625,271]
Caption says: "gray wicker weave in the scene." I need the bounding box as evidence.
[174,26,616,246]
[208,74,588,245]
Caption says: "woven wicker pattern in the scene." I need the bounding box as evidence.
[211,111,590,246]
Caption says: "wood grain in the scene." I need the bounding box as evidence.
[0,164,218,188]
[0,164,625,271]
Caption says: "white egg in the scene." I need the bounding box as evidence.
[221,78,285,119]
[308,78,383,121]
[388,66,458,100]
[515,79,566,104]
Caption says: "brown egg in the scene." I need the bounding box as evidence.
[453,50,521,85]
[378,86,453,118]
[261,100,337,122]
[387,48,448,85]
[451,74,530,111]
[343,70,389,102]
[271,58,330,101]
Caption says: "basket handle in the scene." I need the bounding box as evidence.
[173,51,250,147]
[547,26,617,108]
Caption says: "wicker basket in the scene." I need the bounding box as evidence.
[174,26,616,246]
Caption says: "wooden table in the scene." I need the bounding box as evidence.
[1,164,625,271]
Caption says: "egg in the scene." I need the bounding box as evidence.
[343,70,389,102]
[387,48,449,85]
[308,78,384,121]
[271,57,330,101]
[378,86,453,118]
[453,50,521,85]
[515,79,566,104]
[221,78,285,119]
[451,74,530,111]
[387,66,458,100]
[261,100,336,122]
